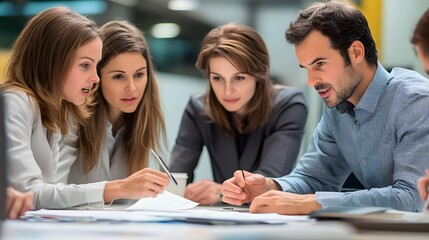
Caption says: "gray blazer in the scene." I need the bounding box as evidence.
[169,86,308,183]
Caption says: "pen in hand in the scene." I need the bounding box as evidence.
[241,170,247,192]
[240,170,252,205]
[150,149,178,186]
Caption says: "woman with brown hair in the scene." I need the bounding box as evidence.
[411,8,429,75]
[68,20,169,204]
[169,23,308,205]
[1,6,102,209]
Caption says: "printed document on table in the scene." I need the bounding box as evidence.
[142,209,310,224]
[22,209,172,222]
[126,190,198,211]
[22,191,198,222]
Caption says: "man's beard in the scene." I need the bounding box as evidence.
[324,65,362,108]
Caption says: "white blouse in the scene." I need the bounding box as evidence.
[3,91,105,209]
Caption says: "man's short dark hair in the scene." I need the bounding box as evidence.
[285,1,377,66]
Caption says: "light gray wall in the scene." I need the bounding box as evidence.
[157,72,212,181]
[382,0,429,75]
[255,4,322,155]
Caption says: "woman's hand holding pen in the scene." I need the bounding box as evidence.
[221,170,279,206]
[103,168,169,203]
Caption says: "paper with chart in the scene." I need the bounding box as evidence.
[126,190,198,211]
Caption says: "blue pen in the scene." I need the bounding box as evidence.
[150,149,178,186]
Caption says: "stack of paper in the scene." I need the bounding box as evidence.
[22,191,308,224]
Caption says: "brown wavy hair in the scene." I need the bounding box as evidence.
[411,8,429,55]
[195,23,273,137]
[0,6,99,135]
[78,21,166,174]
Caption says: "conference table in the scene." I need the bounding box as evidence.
[1,204,428,240]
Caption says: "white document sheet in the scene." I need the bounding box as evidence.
[126,190,198,210]
[22,209,172,222]
[22,191,309,224]
[142,209,309,223]
[23,208,309,224]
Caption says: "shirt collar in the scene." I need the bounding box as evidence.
[355,62,390,114]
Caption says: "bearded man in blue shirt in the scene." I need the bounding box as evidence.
[221,0,429,214]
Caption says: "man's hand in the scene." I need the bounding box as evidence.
[221,170,279,206]
[250,191,322,215]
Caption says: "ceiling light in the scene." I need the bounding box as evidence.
[168,0,198,11]
[151,23,181,39]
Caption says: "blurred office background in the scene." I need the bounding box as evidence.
[1,0,428,181]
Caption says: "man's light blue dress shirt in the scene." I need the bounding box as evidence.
[275,63,429,212]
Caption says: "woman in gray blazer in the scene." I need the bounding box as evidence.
[169,23,308,205]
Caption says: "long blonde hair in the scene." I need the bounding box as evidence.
[79,21,166,174]
[1,6,99,134]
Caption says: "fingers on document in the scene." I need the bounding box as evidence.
[249,197,274,214]
[8,197,25,219]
